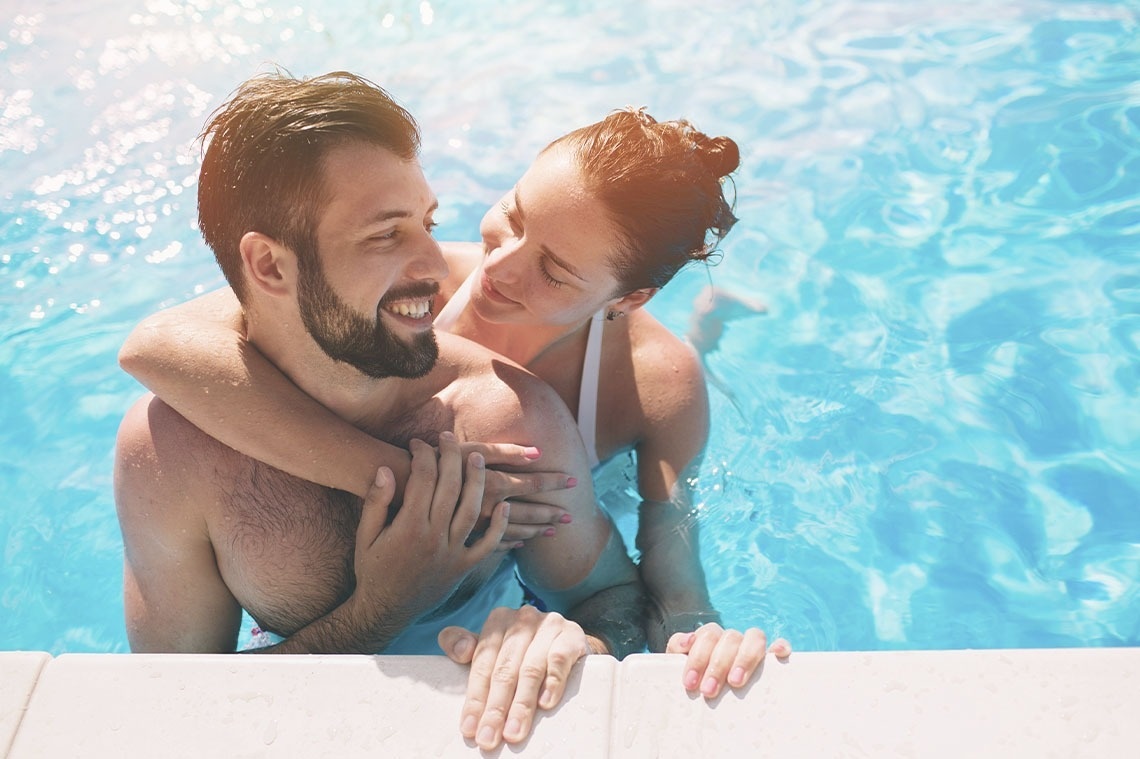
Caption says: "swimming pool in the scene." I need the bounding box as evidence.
[2,0,1137,654]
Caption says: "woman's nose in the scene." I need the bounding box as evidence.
[483,235,524,281]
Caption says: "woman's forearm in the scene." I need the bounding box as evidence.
[119,296,411,497]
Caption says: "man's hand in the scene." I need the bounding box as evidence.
[437,605,600,751]
[346,433,510,648]
[666,623,791,698]
[456,441,578,548]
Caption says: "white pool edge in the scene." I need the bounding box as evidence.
[3,648,1137,757]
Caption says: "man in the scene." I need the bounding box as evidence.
[114,71,645,752]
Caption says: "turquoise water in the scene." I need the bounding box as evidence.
[2,0,1138,654]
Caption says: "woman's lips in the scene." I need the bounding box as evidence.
[479,273,517,305]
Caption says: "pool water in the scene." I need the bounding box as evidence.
[2,0,1138,654]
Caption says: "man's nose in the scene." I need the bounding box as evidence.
[407,232,449,282]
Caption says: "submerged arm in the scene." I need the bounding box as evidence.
[635,337,790,697]
[633,337,718,648]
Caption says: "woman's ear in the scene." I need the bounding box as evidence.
[239,231,295,298]
[609,287,659,316]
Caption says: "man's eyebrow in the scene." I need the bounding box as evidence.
[514,187,585,281]
[362,199,439,229]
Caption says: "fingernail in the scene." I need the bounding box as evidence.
[683,669,700,690]
[566,476,577,487]
[543,527,556,537]
[461,715,477,736]
[501,502,511,519]
[505,718,522,739]
[471,452,484,469]
[375,467,389,486]
[701,676,718,696]
[477,725,496,747]
[453,636,473,659]
[539,687,554,708]
[523,446,541,459]
[514,541,525,549]
[729,667,746,687]
[440,431,455,441]
[559,513,573,524]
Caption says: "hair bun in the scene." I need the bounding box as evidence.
[697,135,739,177]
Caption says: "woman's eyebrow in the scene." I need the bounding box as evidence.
[514,187,585,280]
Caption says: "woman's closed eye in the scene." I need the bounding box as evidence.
[538,256,565,288]
[500,200,523,235]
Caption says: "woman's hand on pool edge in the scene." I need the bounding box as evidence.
[667,624,791,699]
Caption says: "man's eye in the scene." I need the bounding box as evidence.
[425,220,439,234]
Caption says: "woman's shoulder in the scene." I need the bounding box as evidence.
[625,309,705,387]
[599,309,708,440]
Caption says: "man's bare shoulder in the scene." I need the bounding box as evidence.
[115,394,239,506]
[433,332,588,469]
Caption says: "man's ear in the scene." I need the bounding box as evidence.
[239,231,295,298]
[608,287,659,316]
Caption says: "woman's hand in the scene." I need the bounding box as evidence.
[448,441,578,549]
[667,623,791,699]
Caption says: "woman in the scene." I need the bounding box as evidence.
[120,107,789,696]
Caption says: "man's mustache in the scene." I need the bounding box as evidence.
[379,282,440,307]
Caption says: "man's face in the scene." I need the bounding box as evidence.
[297,255,439,379]
[297,141,447,379]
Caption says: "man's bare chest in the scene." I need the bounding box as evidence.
[210,461,359,636]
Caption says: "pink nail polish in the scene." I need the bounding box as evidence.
[683,669,700,690]
[566,476,577,487]
[559,513,573,524]
[702,676,718,696]
[523,446,541,459]
[543,527,556,537]
[729,667,746,686]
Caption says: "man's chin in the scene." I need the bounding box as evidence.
[350,333,439,379]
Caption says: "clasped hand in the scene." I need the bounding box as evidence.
[348,432,510,641]
[448,440,577,548]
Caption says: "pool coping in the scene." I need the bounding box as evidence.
[2,647,1136,757]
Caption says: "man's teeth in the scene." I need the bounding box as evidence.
[386,301,431,318]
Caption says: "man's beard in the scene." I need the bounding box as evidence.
[296,256,439,379]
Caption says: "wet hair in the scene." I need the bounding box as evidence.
[197,70,420,303]
[545,107,739,292]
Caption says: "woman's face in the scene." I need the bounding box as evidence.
[473,145,626,327]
